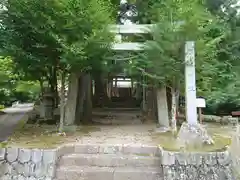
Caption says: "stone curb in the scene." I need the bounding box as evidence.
[160,148,231,166]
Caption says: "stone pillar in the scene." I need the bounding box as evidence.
[40,88,54,120]
[157,87,169,128]
[185,41,197,125]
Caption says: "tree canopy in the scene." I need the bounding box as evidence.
[0,0,240,115]
[130,0,240,114]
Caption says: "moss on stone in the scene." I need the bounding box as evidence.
[152,132,231,152]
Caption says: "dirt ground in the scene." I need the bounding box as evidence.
[5,123,235,152]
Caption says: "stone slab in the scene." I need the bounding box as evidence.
[59,153,161,167]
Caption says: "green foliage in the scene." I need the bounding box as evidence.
[135,0,240,113]
[0,0,114,107]
[203,0,240,111]
[131,0,222,93]
[0,56,40,105]
[53,0,115,72]
[0,0,114,76]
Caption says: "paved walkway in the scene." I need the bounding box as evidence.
[0,104,33,142]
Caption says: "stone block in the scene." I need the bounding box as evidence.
[60,154,93,166]
[162,166,176,180]
[113,167,163,180]
[34,162,44,178]
[15,162,25,175]
[18,148,32,163]
[43,150,57,165]
[56,167,114,180]
[203,152,217,165]
[27,177,37,180]
[56,168,82,180]
[94,154,123,167]
[1,174,11,180]
[186,153,203,165]
[57,144,75,158]
[38,177,47,180]
[17,174,26,180]
[175,152,190,165]
[6,148,19,163]
[31,149,43,163]
[0,148,6,160]
[217,151,231,166]
[127,156,159,167]
[81,167,114,180]
[22,162,32,177]
[45,177,53,180]
[75,144,99,154]
[6,162,17,175]
[0,160,8,175]
[123,145,159,156]
[99,144,123,154]
[161,151,175,165]
[28,162,36,176]
[46,163,56,177]
[60,153,161,168]
[141,145,160,156]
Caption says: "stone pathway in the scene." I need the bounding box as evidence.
[0,104,33,142]
[74,124,235,145]
[75,125,157,145]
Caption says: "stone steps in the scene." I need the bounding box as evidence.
[94,107,141,112]
[58,153,161,167]
[92,108,142,125]
[56,166,163,180]
[55,144,163,180]
[73,144,160,156]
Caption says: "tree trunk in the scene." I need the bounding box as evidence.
[135,82,142,101]
[49,66,59,108]
[59,71,66,132]
[53,66,59,107]
[107,80,112,98]
[170,87,177,133]
[64,72,80,125]
[75,74,88,125]
[131,79,134,96]
[82,74,93,124]
[145,86,157,122]
[39,78,44,99]
[156,86,170,128]
[93,73,108,107]
[110,79,113,97]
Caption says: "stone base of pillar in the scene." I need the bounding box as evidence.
[177,122,214,149]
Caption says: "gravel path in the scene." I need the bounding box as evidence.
[75,124,236,145]
[76,125,160,145]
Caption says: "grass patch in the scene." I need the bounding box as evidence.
[151,131,231,152]
[7,125,101,149]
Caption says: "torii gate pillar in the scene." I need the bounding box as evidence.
[184,41,198,125]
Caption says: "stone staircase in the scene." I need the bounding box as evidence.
[92,108,142,125]
[55,144,163,180]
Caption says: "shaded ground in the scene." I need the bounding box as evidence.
[6,123,235,151]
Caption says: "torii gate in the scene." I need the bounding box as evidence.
[109,24,198,125]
